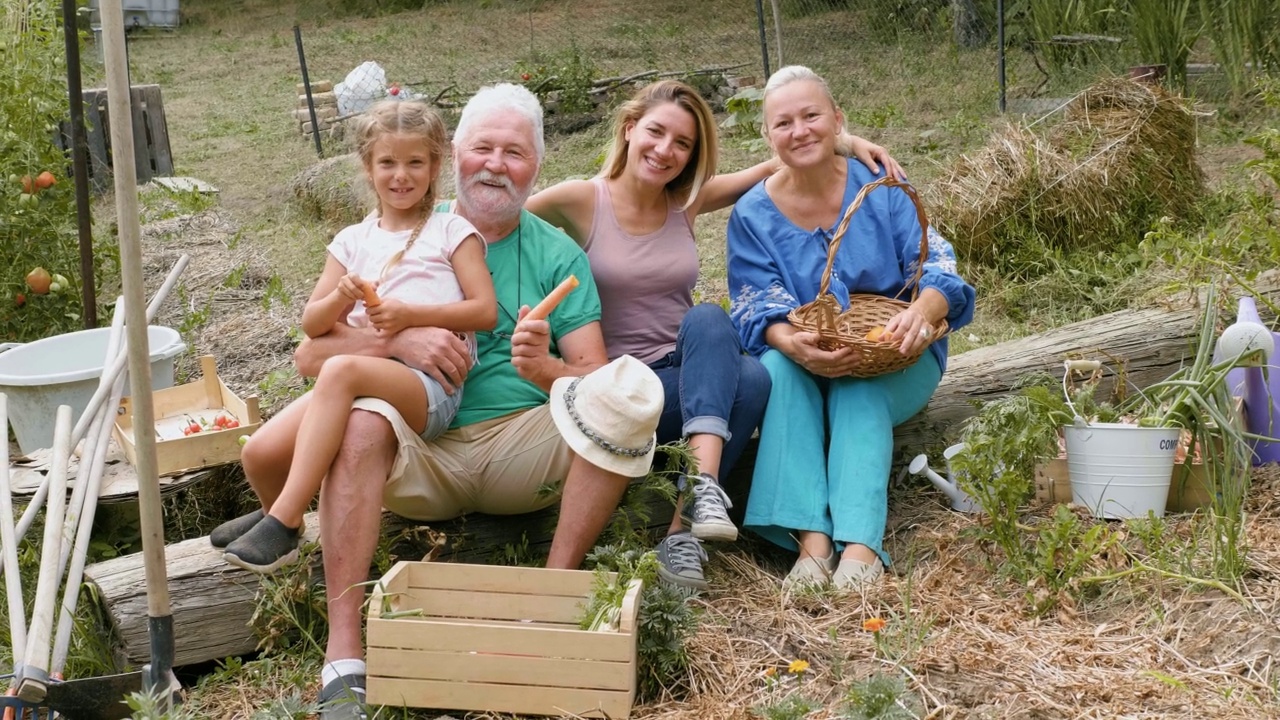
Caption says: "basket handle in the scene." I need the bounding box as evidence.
[816,177,931,304]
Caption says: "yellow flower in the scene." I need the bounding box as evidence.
[863,617,887,632]
[788,659,810,674]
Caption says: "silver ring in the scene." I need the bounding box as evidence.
[919,326,932,339]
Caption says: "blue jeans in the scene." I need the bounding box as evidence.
[744,349,942,566]
[648,304,771,481]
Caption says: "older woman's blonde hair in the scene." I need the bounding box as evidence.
[760,65,855,156]
[598,80,718,210]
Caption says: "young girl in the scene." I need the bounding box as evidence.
[218,100,496,573]
[526,80,902,589]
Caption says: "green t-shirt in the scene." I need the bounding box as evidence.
[444,207,602,428]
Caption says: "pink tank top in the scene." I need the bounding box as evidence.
[583,178,699,364]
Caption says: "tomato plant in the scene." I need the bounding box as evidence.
[0,0,117,342]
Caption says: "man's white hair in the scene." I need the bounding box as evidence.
[454,83,545,162]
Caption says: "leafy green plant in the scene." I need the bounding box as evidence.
[719,87,768,153]
[843,672,923,720]
[585,543,700,701]
[0,0,109,340]
[516,44,599,115]
[1127,0,1201,92]
[952,380,1071,577]
[249,540,328,655]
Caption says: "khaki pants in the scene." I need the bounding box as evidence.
[351,398,571,520]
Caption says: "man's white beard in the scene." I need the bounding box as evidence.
[456,169,531,225]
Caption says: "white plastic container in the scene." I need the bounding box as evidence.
[0,326,186,454]
[1063,422,1181,519]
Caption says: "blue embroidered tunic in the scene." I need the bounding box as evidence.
[727,159,975,373]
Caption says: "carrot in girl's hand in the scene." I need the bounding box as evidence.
[361,282,381,308]
[524,275,579,322]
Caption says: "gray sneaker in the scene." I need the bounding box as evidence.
[680,474,738,542]
[656,531,708,590]
[318,673,368,720]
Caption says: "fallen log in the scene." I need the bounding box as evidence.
[894,275,1280,449]
[84,491,678,668]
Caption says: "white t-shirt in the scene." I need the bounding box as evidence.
[326,212,483,329]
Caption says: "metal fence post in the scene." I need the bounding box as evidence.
[754,0,771,80]
[998,0,1006,114]
[294,25,324,158]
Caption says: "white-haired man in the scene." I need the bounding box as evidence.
[226,84,640,718]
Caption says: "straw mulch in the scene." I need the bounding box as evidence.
[930,78,1206,264]
[139,207,304,413]
[623,465,1280,720]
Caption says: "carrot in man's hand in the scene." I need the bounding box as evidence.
[524,275,579,322]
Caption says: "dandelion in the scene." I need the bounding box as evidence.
[788,659,810,674]
[764,667,777,678]
[863,617,887,632]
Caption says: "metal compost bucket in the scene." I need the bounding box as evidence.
[1063,422,1181,519]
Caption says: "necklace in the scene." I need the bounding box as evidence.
[487,222,523,341]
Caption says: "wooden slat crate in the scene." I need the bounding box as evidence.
[1035,457,1214,512]
[112,355,262,476]
[57,84,174,192]
[367,562,641,718]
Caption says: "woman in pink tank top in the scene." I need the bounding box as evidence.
[526,80,903,590]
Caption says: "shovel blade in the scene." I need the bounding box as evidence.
[43,673,141,720]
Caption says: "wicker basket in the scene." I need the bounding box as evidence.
[786,176,948,378]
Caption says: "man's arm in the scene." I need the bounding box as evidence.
[509,310,608,392]
[294,323,472,393]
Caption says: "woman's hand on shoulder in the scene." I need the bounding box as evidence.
[838,132,905,181]
[526,179,594,245]
[789,331,864,378]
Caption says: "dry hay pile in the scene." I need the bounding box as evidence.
[632,466,1280,720]
[138,208,302,412]
[931,78,1205,264]
[289,153,368,231]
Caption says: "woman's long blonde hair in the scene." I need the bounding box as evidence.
[353,100,448,277]
[598,80,718,211]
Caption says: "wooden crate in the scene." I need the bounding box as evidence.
[367,561,642,718]
[1035,457,1214,513]
[112,355,262,476]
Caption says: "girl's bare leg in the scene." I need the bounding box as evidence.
[239,391,313,511]
[268,355,429,528]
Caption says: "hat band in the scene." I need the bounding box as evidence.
[563,377,654,459]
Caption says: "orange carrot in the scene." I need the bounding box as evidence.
[524,275,579,321]
[361,282,381,308]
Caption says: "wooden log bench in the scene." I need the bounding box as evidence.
[83,274,1280,667]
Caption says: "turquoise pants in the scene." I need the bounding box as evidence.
[744,349,942,567]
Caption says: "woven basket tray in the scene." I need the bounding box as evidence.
[786,176,948,378]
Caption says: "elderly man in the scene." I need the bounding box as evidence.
[226,84,641,719]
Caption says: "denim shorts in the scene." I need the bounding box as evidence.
[412,368,463,441]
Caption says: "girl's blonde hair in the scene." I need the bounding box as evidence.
[760,65,854,156]
[353,99,448,278]
[598,80,718,210]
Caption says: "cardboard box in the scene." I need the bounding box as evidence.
[112,355,262,476]
[1035,456,1214,513]
[367,561,641,718]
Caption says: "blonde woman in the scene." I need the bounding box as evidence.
[527,79,903,589]
[728,67,975,592]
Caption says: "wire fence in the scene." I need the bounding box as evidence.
[290,0,1003,160]
[287,0,1277,161]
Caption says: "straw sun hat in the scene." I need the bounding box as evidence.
[550,355,663,477]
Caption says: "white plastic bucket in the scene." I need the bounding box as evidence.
[0,326,186,454]
[1063,422,1181,519]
